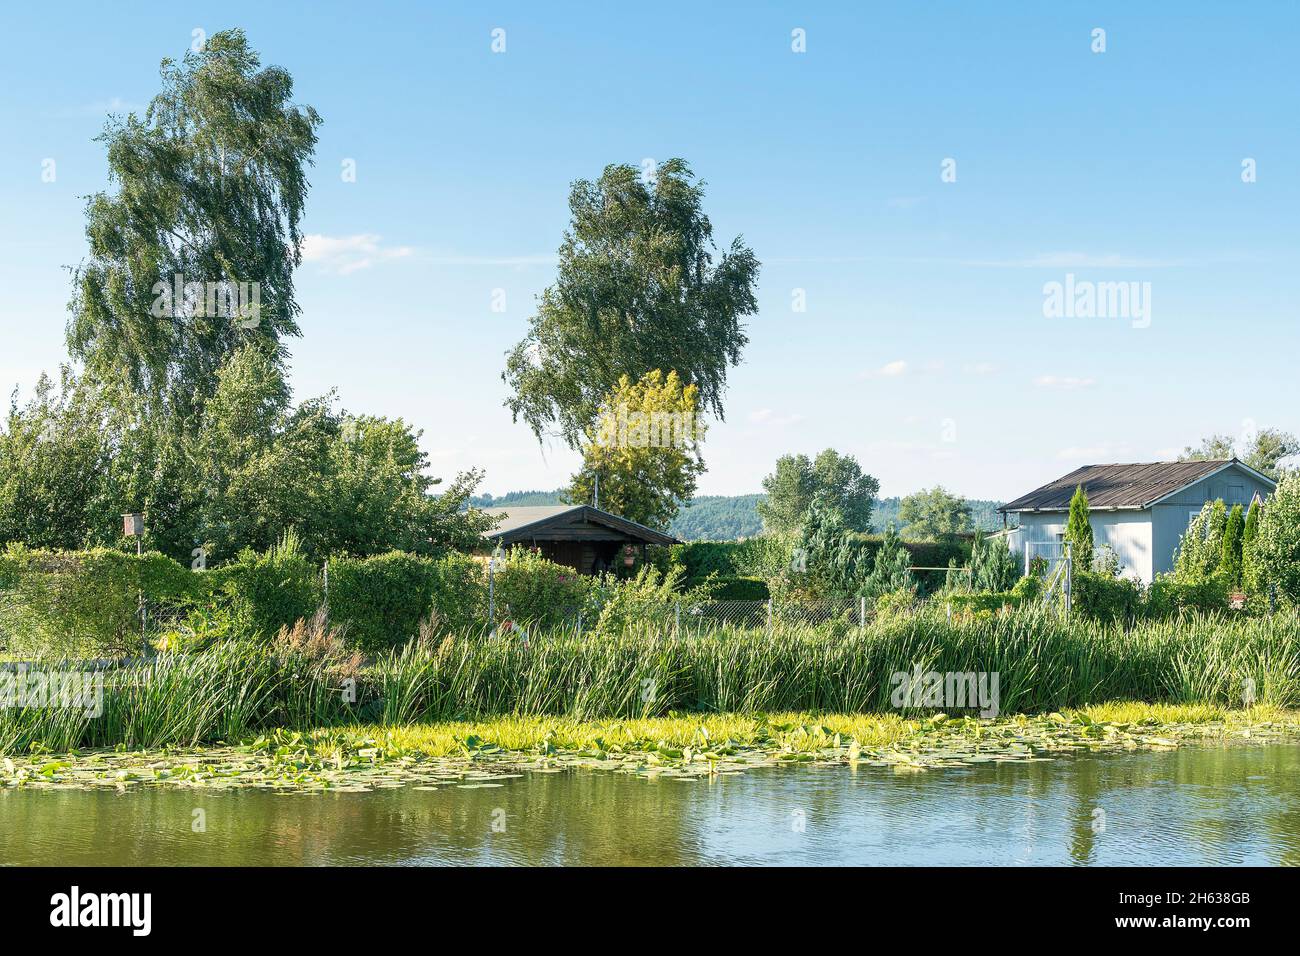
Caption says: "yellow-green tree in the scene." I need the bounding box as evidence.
[565,370,705,530]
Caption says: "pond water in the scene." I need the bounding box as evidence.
[2,744,1298,866]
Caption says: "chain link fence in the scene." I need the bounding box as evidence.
[489,597,866,637]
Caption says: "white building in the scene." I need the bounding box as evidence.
[998,459,1275,584]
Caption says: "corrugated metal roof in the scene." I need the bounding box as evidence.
[1000,460,1240,512]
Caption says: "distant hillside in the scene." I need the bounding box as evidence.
[471,490,567,508]
[472,490,1006,541]
[872,497,1008,536]
[671,494,766,540]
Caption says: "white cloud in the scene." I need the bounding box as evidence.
[1056,446,1113,461]
[875,360,909,378]
[49,97,145,119]
[964,361,999,375]
[1033,375,1096,390]
[748,408,804,427]
[301,234,415,274]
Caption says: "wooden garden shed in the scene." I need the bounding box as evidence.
[480,505,678,575]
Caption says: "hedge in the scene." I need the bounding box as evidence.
[1071,571,1143,624]
[490,548,594,629]
[669,535,970,595]
[0,545,196,658]
[1147,572,1231,617]
[203,536,322,640]
[667,538,792,582]
[710,576,771,601]
[326,551,483,653]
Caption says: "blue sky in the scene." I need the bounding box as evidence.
[2,2,1296,501]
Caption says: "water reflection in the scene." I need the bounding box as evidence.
[1,745,1297,866]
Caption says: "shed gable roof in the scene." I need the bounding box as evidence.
[1000,459,1275,513]
[480,505,678,546]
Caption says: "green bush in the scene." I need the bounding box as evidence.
[1071,570,1143,624]
[203,531,321,639]
[1147,571,1231,617]
[491,548,594,628]
[875,587,918,619]
[1250,473,1300,607]
[327,551,484,653]
[592,564,714,637]
[668,537,793,582]
[946,590,1019,617]
[1011,574,1042,603]
[669,535,969,597]
[0,544,195,658]
[711,576,770,601]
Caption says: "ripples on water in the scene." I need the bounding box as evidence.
[2,745,1297,866]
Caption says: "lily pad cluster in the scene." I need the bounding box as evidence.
[2,711,1296,794]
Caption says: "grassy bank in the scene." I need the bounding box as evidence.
[3,608,1299,753]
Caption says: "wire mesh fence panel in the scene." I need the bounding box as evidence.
[676,598,862,634]
[771,598,860,629]
[0,588,177,665]
[680,600,769,632]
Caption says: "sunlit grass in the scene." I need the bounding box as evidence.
[304,702,1299,759]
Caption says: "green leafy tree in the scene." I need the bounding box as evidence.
[788,497,868,598]
[861,525,914,600]
[969,531,1019,592]
[0,371,113,550]
[1065,485,1094,572]
[564,370,705,530]
[1242,496,1262,589]
[503,159,759,447]
[1222,503,1245,588]
[1181,428,1299,480]
[1173,499,1227,582]
[0,350,491,563]
[0,33,493,566]
[67,29,320,417]
[1248,473,1300,606]
[757,449,879,534]
[897,485,973,541]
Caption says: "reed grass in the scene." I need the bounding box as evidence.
[3,607,1297,753]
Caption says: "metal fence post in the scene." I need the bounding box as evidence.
[674,601,680,637]
[859,595,866,629]
[766,599,773,634]
[1064,542,1072,617]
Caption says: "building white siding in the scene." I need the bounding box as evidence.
[1003,461,1275,585]
[1011,510,1152,582]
